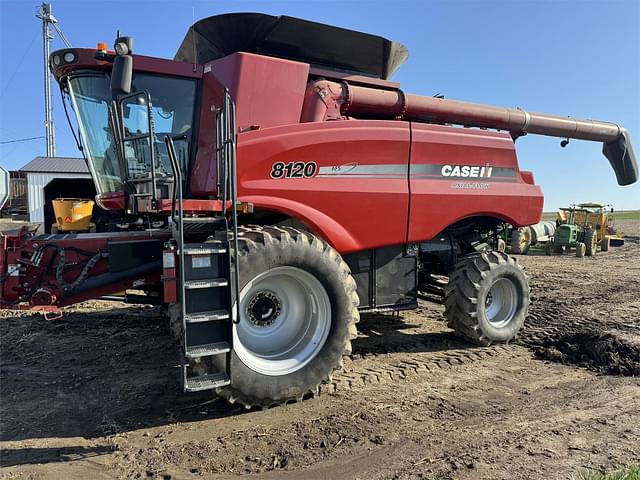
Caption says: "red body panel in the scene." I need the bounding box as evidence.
[51,48,202,80]
[408,124,543,242]
[190,68,226,195]
[191,53,309,195]
[235,120,542,253]
[208,53,309,132]
[237,121,410,253]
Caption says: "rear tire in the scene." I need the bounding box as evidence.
[511,227,531,254]
[444,251,529,346]
[545,241,553,256]
[218,226,359,409]
[584,229,597,256]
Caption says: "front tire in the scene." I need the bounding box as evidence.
[584,229,597,256]
[444,251,529,346]
[511,227,531,254]
[218,226,359,408]
[545,241,554,256]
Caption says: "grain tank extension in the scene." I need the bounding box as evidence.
[1,13,637,408]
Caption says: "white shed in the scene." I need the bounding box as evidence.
[19,157,91,223]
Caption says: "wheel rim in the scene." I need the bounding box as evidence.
[484,277,518,328]
[233,266,331,376]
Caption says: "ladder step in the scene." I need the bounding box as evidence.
[184,279,228,289]
[182,217,222,223]
[185,309,230,323]
[183,247,227,255]
[185,372,231,392]
[186,341,231,358]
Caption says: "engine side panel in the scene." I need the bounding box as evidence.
[237,121,411,253]
[408,124,543,243]
[236,121,543,254]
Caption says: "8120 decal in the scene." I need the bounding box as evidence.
[270,161,318,179]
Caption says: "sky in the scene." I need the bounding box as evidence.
[0,0,638,211]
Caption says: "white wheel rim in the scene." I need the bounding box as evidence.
[233,266,331,376]
[484,277,518,328]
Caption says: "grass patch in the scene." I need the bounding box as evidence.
[573,466,640,480]
[540,210,640,222]
[612,210,640,221]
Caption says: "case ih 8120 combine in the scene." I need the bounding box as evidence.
[1,14,637,408]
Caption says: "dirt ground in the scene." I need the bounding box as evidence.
[1,220,639,480]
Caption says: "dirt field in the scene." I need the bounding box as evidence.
[1,220,639,479]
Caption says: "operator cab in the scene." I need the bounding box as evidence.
[67,72,196,192]
[51,42,202,214]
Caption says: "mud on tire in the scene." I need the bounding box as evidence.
[217,226,359,409]
[444,251,529,346]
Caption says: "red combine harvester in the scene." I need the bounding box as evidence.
[1,14,636,407]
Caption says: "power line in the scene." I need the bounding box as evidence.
[0,30,39,99]
[0,135,45,145]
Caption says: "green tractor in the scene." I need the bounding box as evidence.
[546,205,598,257]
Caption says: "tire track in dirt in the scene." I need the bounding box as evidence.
[326,345,515,393]
[327,239,640,392]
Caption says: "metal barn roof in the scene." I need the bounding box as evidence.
[20,156,88,174]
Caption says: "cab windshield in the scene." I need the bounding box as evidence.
[67,71,197,193]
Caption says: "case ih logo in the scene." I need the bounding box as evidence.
[441,165,493,178]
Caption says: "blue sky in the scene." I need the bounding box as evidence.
[1,0,638,210]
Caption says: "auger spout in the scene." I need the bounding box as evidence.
[301,80,638,186]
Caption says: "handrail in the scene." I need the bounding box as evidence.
[225,90,242,325]
[164,134,187,346]
[164,135,182,226]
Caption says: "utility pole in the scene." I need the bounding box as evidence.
[36,3,71,158]
[36,3,56,157]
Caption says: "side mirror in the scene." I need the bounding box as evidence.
[111,55,132,97]
[110,36,134,98]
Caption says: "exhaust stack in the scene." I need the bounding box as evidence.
[301,81,638,186]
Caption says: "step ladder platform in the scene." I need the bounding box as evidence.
[185,309,229,323]
[184,279,228,289]
[186,341,231,358]
[183,246,227,255]
[182,217,225,224]
[185,372,231,392]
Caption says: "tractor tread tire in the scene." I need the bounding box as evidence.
[584,229,597,256]
[545,241,553,256]
[511,228,530,254]
[217,226,359,409]
[444,251,529,347]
